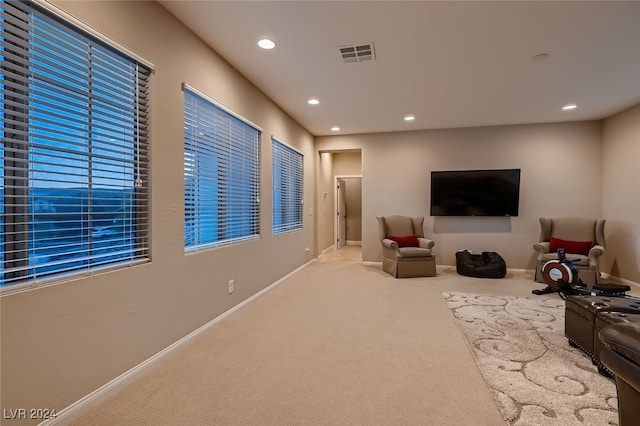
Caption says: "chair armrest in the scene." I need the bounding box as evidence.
[382,238,399,249]
[533,242,550,253]
[418,238,434,249]
[588,244,605,258]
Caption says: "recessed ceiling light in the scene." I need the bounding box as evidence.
[562,103,577,111]
[331,126,340,132]
[258,38,276,50]
[404,114,415,122]
[307,98,319,105]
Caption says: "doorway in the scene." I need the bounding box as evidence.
[335,176,362,250]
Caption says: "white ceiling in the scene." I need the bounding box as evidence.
[159,1,640,136]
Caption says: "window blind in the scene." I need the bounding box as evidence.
[1,0,150,288]
[272,137,303,234]
[183,86,261,251]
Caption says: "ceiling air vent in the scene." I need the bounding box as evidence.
[339,42,375,63]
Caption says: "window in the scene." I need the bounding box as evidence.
[1,0,151,289]
[183,84,261,251]
[272,137,303,234]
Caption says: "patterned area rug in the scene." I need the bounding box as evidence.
[442,292,618,426]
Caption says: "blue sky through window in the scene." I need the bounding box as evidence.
[272,137,303,234]
[184,88,260,250]
[1,1,149,287]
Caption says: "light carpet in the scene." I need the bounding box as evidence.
[68,261,508,425]
[443,292,618,426]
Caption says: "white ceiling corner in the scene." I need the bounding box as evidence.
[159,1,640,136]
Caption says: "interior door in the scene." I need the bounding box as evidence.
[337,178,347,248]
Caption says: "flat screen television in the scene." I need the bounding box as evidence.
[430,169,521,217]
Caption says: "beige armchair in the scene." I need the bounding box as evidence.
[377,215,436,278]
[533,217,605,286]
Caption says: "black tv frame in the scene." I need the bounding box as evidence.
[430,168,521,217]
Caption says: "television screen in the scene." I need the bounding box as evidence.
[430,169,521,217]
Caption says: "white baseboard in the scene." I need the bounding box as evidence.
[320,246,334,256]
[346,240,362,246]
[43,259,317,425]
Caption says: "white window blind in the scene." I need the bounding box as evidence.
[1,0,150,288]
[272,137,303,234]
[183,85,261,251]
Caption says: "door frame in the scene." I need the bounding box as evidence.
[334,174,362,249]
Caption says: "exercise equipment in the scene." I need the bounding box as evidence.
[532,248,631,299]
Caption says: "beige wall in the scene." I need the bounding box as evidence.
[602,103,640,283]
[316,121,604,269]
[0,1,314,422]
[315,152,334,253]
[333,151,362,176]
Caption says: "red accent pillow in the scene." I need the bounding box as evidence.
[549,237,593,255]
[388,235,419,247]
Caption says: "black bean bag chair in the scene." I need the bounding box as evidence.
[455,250,506,278]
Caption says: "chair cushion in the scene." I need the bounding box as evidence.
[549,217,597,241]
[388,234,419,247]
[384,216,416,237]
[549,237,593,255]
[398,247,432,258]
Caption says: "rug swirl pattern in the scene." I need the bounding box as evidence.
[443,292,618,425]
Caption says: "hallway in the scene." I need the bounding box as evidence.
[318,245,362,262]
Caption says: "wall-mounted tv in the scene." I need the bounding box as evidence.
[430,169,521,217]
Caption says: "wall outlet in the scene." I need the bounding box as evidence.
[228,279,234,294]
[304,247,310,253]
